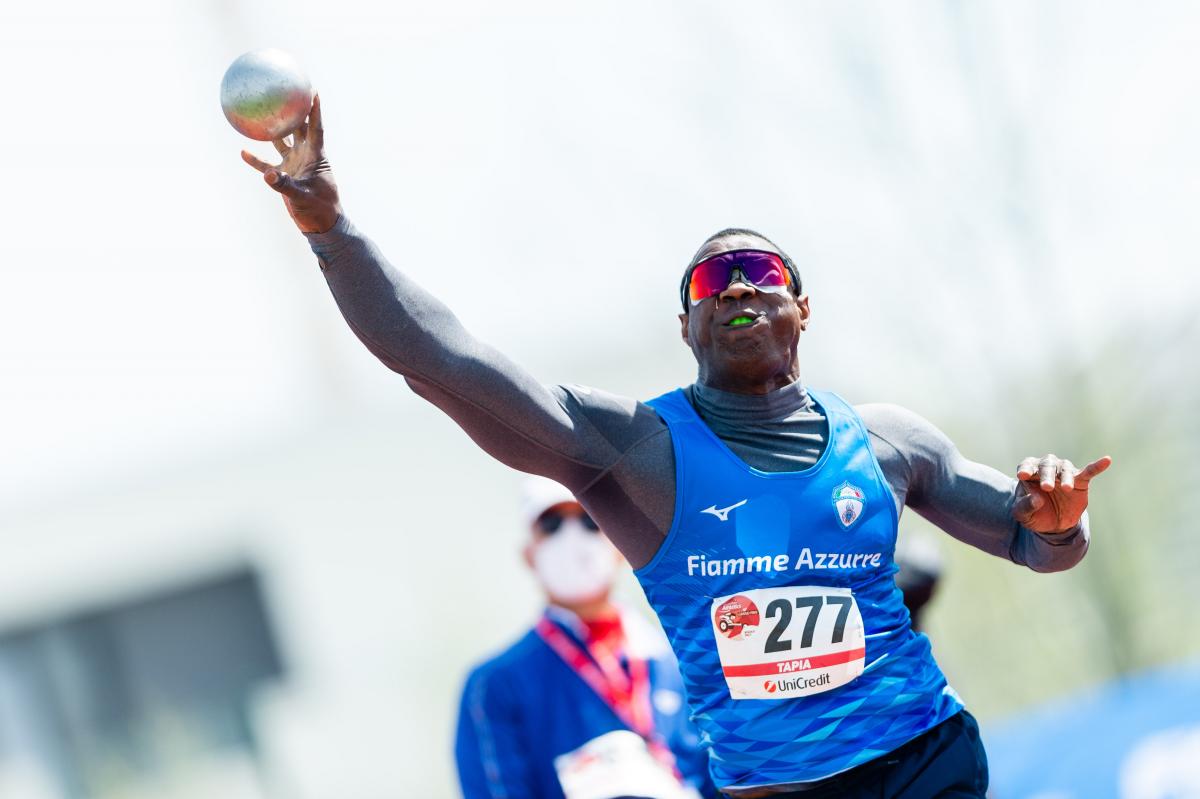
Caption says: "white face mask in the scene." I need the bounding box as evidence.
[532,519,619,604]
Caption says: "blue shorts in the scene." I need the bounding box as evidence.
[729,710,989,799]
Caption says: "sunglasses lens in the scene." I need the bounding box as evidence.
[740,252,790,288]
[687,257,732,304]
[688,251,790,304]
[581,513,599,531]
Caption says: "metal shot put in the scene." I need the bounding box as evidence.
[220,49,313,142]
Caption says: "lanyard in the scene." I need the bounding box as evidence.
[535,615,679,776]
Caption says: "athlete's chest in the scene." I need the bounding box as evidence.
[678,464,896,583]
[653,388,899,583]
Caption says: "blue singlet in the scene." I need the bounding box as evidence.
[634,388,962,790]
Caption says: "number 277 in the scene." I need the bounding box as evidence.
[763,595,852,654]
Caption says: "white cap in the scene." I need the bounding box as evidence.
[519,475,578,528]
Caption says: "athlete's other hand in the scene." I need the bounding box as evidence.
[240,95,342,234]
[1012,454,1112,534]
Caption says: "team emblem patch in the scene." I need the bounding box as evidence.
[831,482,865,529]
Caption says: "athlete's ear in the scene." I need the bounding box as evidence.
[678,312,690,346]
[522,539,537,571]
[796,294,811,332]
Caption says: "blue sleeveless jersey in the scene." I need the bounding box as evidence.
[635,388,961,790]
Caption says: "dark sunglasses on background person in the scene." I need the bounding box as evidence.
[536,508,601,534]
[680,249,801,310]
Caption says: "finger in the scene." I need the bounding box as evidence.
[241,149,275,174]
[1013,490,1045,519]
[1059,459,1077,491]
[1076,455,1113,486]
[309,93,324,149]
[1038,456,1059,492]
[1016,457,1040,481]
[263,168,303,198]
[272,138,291,156]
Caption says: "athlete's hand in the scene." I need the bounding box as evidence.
[1012,454,1112,534]
[240,94,342,234]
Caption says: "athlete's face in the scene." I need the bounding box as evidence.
[678,233,810,395]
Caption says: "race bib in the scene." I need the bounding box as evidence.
[553,730,700,799]
[711,586,865,700]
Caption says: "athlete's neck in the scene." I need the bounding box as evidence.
[697,366,801,396]
[691,378,813,423]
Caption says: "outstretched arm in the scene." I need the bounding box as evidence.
[240,97,618,488]
[861,404,1111,573]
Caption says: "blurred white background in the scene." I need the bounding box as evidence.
[3,1,1200,797]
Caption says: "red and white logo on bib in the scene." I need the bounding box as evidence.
[713,595,760,640]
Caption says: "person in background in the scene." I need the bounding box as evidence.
[454,476,716,799]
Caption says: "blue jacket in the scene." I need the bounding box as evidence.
[454,609,716,799]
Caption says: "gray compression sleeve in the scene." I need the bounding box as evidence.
[306,217,610,483]
[859,403,1089,573]
[305,218,676,566]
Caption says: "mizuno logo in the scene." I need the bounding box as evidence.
[701,499,748,522]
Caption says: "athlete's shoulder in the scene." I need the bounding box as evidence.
[554,383,660,414]
[854,402,959,467]
[856,402,936,432]
[555,383,638,409]
[552,384,668,441]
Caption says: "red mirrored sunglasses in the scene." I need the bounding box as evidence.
[680,250,798,310]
